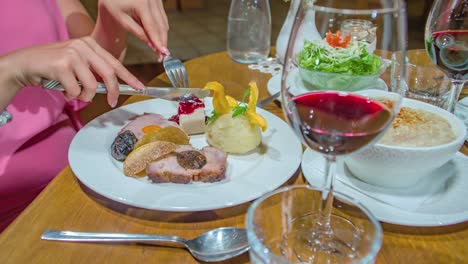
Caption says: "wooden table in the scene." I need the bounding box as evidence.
[1,51,467,264]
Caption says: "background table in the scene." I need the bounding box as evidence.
[0,51,467,263]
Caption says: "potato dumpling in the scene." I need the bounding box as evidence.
[206,114,261,154]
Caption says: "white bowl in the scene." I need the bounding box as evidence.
[298,58,388,92]
[345,98,467,188]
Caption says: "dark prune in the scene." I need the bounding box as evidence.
[176,150,207,169]
[111,130,137,161]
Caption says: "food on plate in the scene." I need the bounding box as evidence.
[120,113,181,140]
[147,145,227,183]
[203,81,267,154]
[206,114,263,154]
[123,141,178,177]
[111,130,138,161]
[297,31,386,91]
[169,94,206,135]
[134,126,190,149]
[379,107,457,147]
[111,113,181,161]
[112,93,229,184]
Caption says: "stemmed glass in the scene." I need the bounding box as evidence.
[280,0,407,260]
[425,0,467,113]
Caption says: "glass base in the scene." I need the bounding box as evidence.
[279,213,363,263]
[228,50,268,64]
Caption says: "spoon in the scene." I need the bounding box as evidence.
[41,227,249,262]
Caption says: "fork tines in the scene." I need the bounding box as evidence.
[163,56,189,88]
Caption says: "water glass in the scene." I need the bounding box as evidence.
[246,185,382,264]
[403,50,452,109]
[227,0,271,64]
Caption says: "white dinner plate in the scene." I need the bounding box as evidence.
[301,148,468,226]
[69,98,303,211]
[266,69,388,96]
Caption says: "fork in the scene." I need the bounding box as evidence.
[163,56,189,88]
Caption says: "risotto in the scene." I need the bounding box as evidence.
[379,107,456,147]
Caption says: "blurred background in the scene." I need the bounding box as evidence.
[78,0,435,122]
[81,0,431,79]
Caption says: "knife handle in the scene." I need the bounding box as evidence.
[41,79,146,96]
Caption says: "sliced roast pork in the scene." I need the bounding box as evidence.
[111,113,181,161]
[146,145,227,184]
[120,113,181,140]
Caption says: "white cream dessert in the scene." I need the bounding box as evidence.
[169,94,206,135]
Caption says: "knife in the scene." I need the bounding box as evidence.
[41,79,210,101]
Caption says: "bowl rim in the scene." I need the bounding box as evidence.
[375,97,467,150]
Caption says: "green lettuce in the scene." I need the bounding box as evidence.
[298,40,381,75]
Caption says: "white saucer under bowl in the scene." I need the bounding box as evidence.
[301,148,468,226]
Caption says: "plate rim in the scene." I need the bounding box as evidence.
[69,98,303,212]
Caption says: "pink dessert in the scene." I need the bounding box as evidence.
[169,94,206,135]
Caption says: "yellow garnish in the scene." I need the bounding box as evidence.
[225,96,239,108]
[141,125,161,134]
[205,81,267,131]
[248,81,259,110]
[204,82,231,114]
[245,111,267,131]
[245,81,266,131]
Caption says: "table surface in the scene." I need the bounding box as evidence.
[0,51,467,264]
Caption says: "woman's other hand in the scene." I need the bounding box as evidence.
[1,37,144,108]
[95,0,170,60]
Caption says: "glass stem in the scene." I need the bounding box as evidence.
[318,155,337,234]
[446,80,465,113]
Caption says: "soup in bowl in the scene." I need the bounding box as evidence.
[345,98,467,188]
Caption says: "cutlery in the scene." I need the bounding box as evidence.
[41,227,249,262]
[41,79,209,100]
[163,56,189,88]
[257,91,280,108]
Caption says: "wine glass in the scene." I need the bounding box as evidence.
[425,0,467,113]
[280,0,407,261]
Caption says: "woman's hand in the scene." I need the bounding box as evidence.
[1,37,144,108]
[95,0,170,59]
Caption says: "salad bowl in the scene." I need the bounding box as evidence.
[298,60,388,92]
[296,35,389,92]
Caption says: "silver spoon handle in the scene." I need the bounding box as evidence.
[41,230,187,248]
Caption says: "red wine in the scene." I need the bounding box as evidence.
[292,92,392,155]
[430,30,468,80]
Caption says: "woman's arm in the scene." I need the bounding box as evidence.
[0,37,144,111]
[56,0,169,61]
[55,0,128,60]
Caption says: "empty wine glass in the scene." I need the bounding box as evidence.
[280,0,407,261]
[425,0,467,113]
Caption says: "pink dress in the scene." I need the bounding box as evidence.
[0,0,87,231]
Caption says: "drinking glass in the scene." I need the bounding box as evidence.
[227,0,271,64]
[280,0,406,259]
[246,185,382,263]
[425,0,467,113]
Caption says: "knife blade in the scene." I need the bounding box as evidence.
[43,80,210,101]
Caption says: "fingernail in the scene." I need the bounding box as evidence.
[161,47,170,56]
[136,81,145,89]
[157,52,164,63]
[111,99,118,108]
